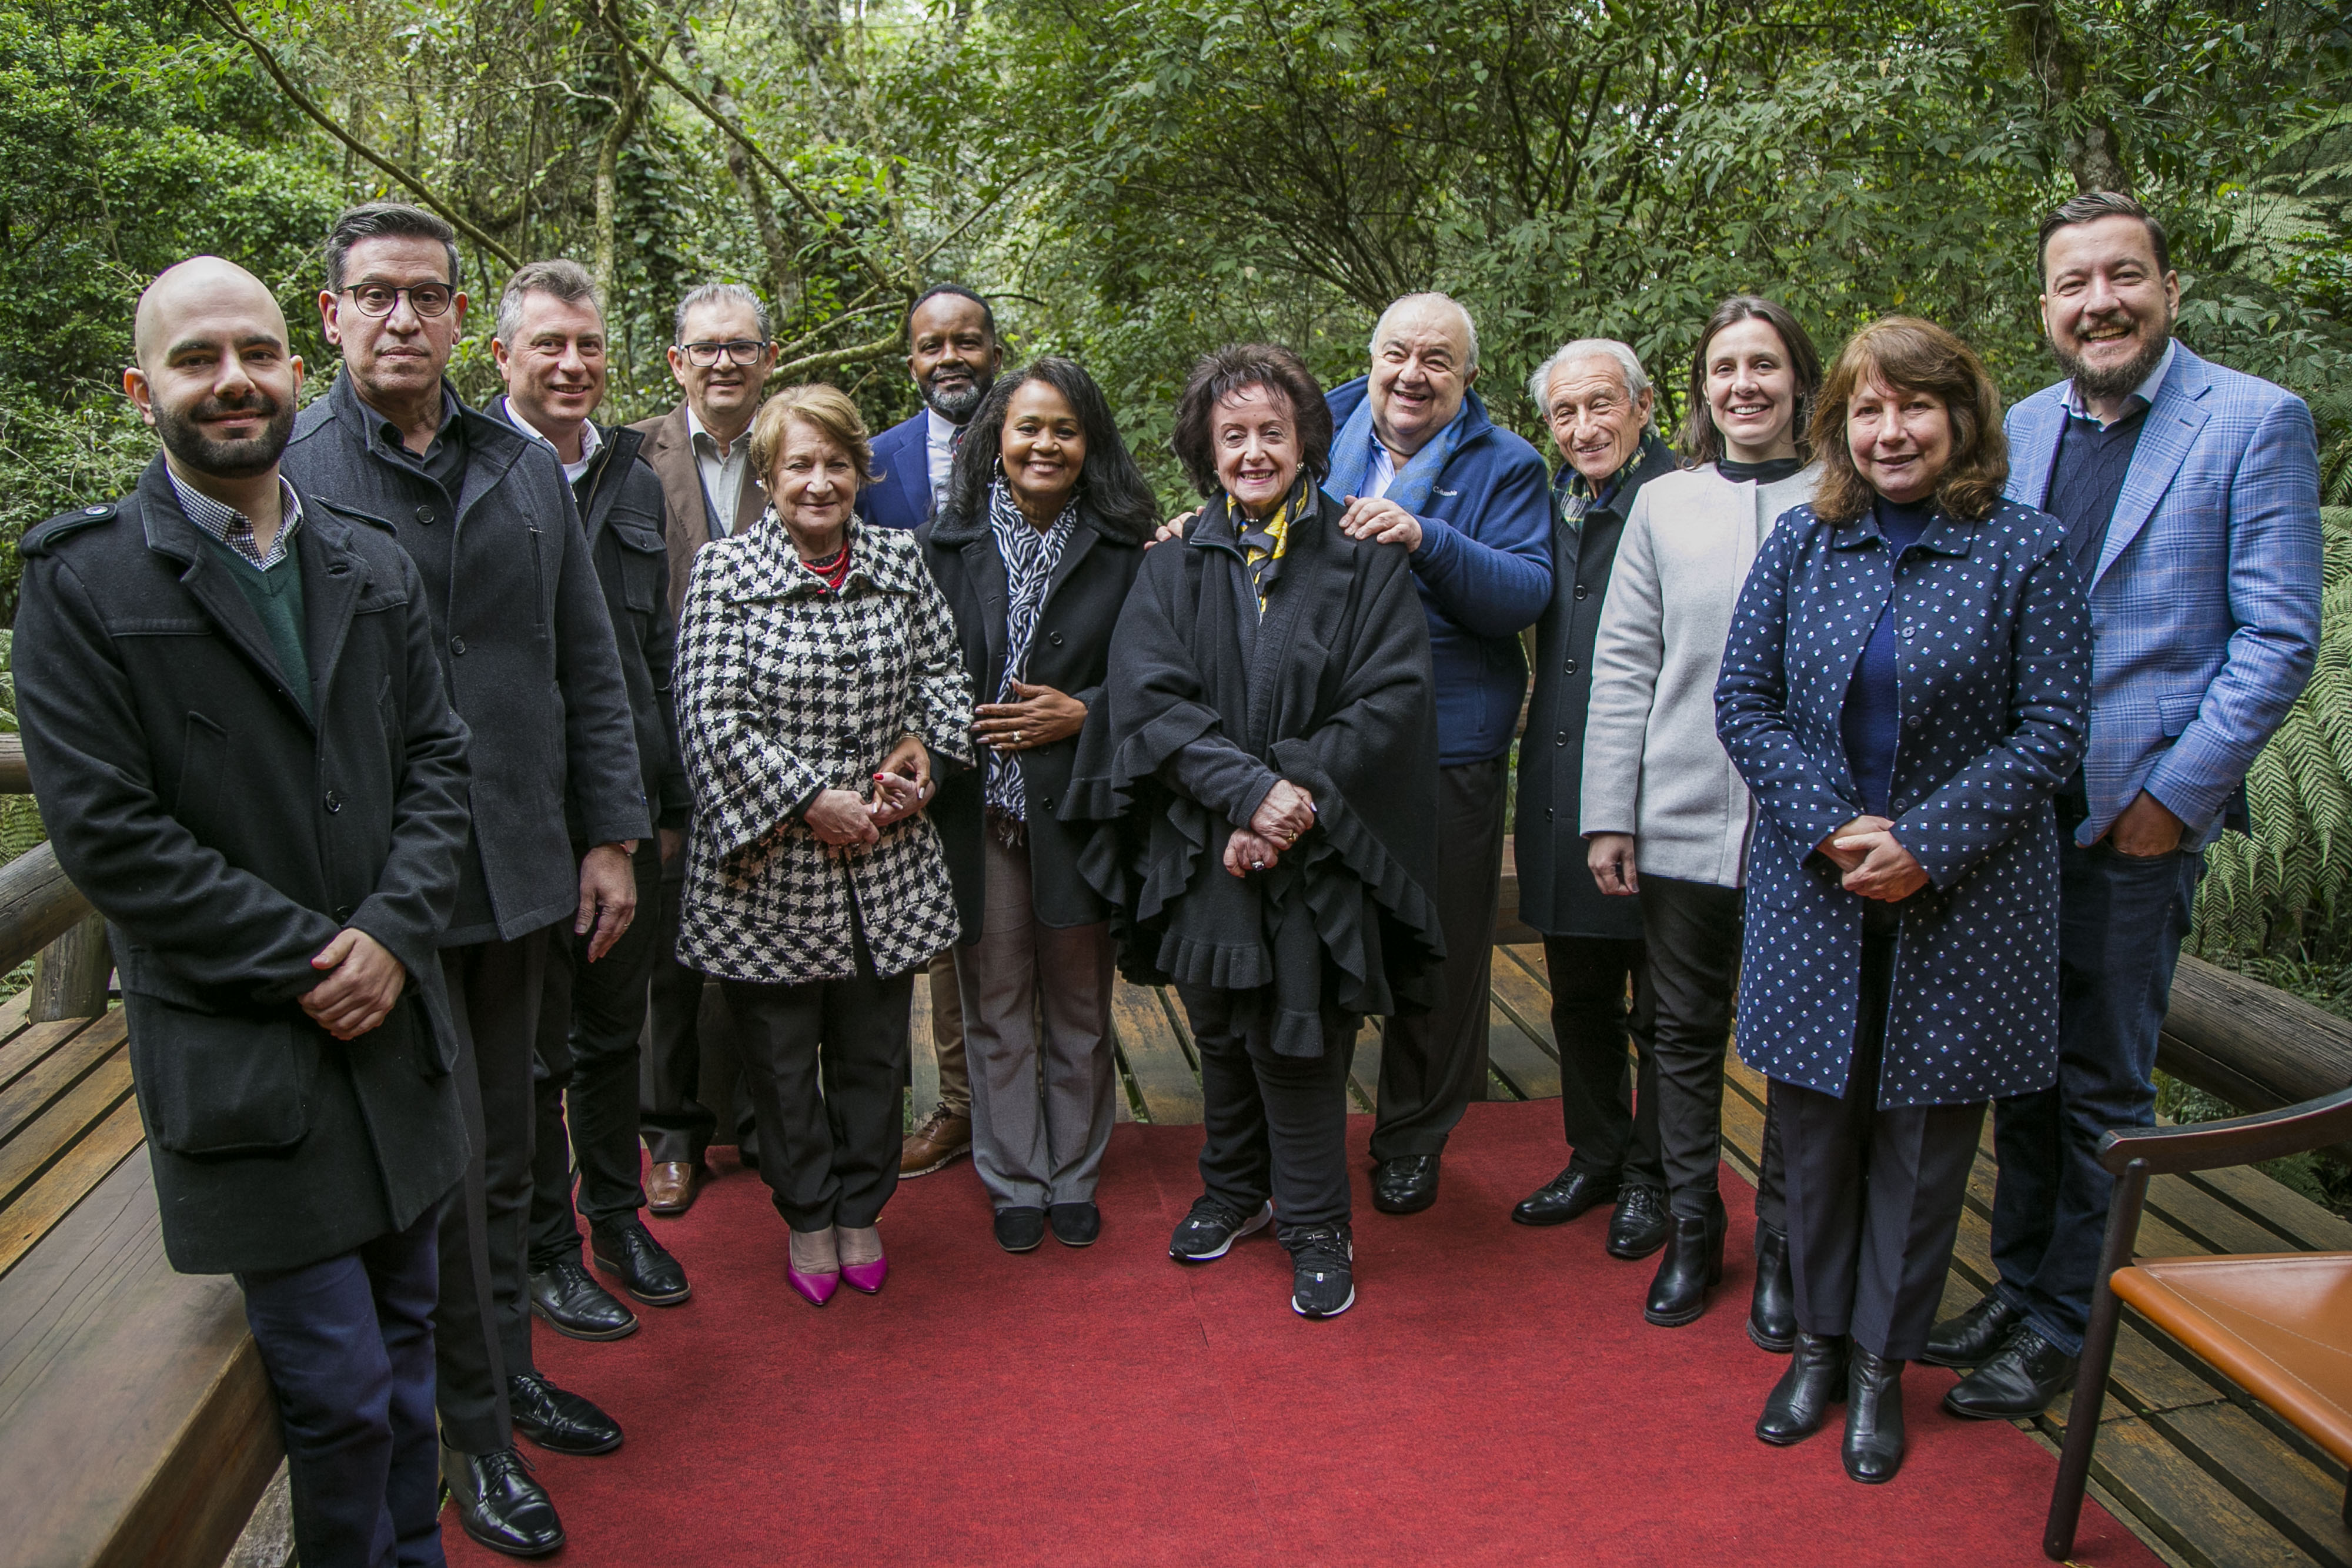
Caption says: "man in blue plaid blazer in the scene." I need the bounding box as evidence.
[1930,192,2323,1418]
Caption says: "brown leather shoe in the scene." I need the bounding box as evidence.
[900,1106,972,1178]
[645,1160,703,1216]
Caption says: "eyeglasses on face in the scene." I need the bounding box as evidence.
[342,282,456,319]
[679,339,771,367]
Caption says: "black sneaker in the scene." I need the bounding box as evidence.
[1168,1195,1273,1262]
[1283,1222,1355,1319]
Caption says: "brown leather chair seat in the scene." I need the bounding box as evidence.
[2110,1253,2352,1466]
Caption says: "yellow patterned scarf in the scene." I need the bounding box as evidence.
[1229,480,1302,614]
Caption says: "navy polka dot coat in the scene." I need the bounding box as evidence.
[1714,499,2090,1108]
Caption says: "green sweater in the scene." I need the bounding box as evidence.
[204,536,311,718]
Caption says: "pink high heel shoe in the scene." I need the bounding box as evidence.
[837,1225,888,1294]
[787,1228,840,1306]
[788,1263,840,1307]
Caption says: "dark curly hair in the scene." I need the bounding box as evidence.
[1169,343,1332,498]
[1679,296,1823,469]
[934,356,1160,543]
[1809,316,2008,526]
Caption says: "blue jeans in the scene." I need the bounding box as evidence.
[1989,836,2203,1355]
[236,1198,448,1568]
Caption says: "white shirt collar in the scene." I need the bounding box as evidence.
[926,407,960,450]
[501,396,602,483]
[685,403,746,458]
[2063,338,2176,427]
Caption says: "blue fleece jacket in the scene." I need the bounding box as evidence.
[1325,376,1554,765]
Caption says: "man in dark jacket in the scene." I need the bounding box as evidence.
[283,203,651,1559]
[490,259,695,1342]
[1509,339,1679,1258]
[1323,293,1553,1217]
[16,256,472,1568]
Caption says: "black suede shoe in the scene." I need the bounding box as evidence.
[1942,1329,2079,1419]
[1512,1166,1619,1228]
[1169,1195,1273,1262]
[1757,1332,1849,1445]
[1922,1291,2021,1369]
[995,1206,1047,1253]
[1048,1201,1101,1247]
[529,1256,639,1342]
[1748,1224,1796,1353]
[1606,1185,1671,1260]
[1282,1222,1355,1318]
[509,1370,623,1456]
[592,1217,691,1306]
[1371,1155,1440,1215]
[1644,1205,1726,1327]
[1842,1349,1906,1483]
[442,1442,564,1557]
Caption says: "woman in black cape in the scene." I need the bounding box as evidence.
[1064,342,1444,1320]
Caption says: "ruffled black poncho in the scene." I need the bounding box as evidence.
[1061,486,1446,1058]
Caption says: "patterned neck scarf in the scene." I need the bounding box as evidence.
[985,476,1076,823]
[1230,476,1307,613]
[1558,444,1646,533]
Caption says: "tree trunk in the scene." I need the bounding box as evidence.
[2012,0,2129,193]
[671,22,800,320]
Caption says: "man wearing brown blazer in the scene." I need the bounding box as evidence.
[629,282,774,1212]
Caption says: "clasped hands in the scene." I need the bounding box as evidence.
[1819,815,1929,902]
[1224,780,1317,878]
[805,734,934,848]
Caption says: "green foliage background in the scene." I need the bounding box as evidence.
[1,0,2348,984]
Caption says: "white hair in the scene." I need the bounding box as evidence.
[1371,292,1479,373]
[1527,339,1659,433]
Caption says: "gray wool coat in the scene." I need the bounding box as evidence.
[285,374,650,944]
[14,460,473,1274]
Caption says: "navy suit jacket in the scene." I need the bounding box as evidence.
[857,412,934,531]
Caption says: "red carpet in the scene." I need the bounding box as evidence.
[448,1099,2159,1567]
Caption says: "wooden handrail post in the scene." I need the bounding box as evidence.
[31,909,111,1021]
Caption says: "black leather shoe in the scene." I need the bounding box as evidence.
[1748,1224,1796,1353]
[1512,1166,1619,1227]
[995,1206,1047,1253]
[1371,1155,1440,1215]
[591,1218,691,1306]
[442,1442,564,1557]
[1922,1291,2020,1369]
[1756,1332,1848,1445]
[1048,1201,1101,1246]
[1606,1185,1671,1260]
[509,1370,623,1456]
[1842,1349,1906,1483]
[529,1256,638,1342]
[1942,1329,2079,1419]
[1643,1205,1726,1326]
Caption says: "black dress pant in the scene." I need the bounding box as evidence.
[1371,757,1508,1161]
[436,929,550,1455]
[640,835,758,1165]
[1779,905,1984,1360]
[529,840,660,1271]
[1182,984,1357,1229]
[720,959,913,1233]
[1545,934,1664,1191]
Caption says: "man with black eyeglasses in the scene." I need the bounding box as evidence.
[630,282,777,1219]
[283,202,650,1559]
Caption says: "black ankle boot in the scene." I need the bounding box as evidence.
[1748,1224,1796,1353]
[1643,1204,1725,1327]
[1756,1332,1847,1445]
[1842,1349,1906,1483]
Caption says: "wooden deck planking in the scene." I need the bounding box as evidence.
[1112,980,1201,1125]
[1485,1001,1559,1101]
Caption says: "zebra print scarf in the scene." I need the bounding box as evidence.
[985,476,1076,825]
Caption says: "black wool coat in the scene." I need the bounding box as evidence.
[920,497,1148,935]
[14,460,473,1275]
[285,374,650,944]
[1064,487,1445,1057]
[1514,434,1681,939]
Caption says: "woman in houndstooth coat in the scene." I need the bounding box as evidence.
[673,383,974,1306]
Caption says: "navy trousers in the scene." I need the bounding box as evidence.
[238,1198,448,1568]
[1990,833,2204,1355]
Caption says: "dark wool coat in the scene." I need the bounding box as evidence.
[1514,433,1681,938]
[14,460,472,1275]
[1715,499,2091,1108]
[285,374,650,945]
[630,402,768,623]
[673,520,974,985]
[1064,488,1445,1058]
[921,497,1148,935]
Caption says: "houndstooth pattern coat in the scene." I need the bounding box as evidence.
[673,517,974,985]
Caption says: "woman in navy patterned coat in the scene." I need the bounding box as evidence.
[1714,317,2089,1485]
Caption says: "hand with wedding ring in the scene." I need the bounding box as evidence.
[1224,828,1284,878]
[868,733,934,828]
[1248,780,1316,851]
[972,681,1087,753]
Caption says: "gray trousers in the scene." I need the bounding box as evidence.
[955,830,1117,1208]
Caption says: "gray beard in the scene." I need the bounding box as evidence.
[921,375,991,423]
[2052,319,2171,403]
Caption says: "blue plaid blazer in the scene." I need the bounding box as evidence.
[2004,344,2322,850]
